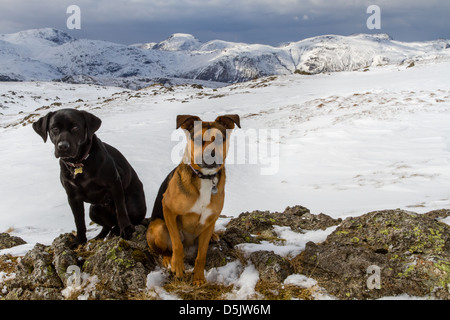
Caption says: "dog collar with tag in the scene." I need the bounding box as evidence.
[65,159,87,179]
[63,145,91,178]
[188,164,219,194]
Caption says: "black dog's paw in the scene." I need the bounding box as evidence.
[93,226,111,240]
[70,235,87,248]
[120,224,135,240]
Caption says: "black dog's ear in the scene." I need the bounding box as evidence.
[176,115,202,130]
[32,112,54,142]
[80,110,102,139]
[215,114,241,129]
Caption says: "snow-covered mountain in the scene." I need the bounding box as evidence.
[1,28,449,88]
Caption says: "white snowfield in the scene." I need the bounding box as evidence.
[1,58,449,245]
[0,57,449,299]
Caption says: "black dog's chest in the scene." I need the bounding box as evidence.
[63,171,113,205]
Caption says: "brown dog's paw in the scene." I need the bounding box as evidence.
[192,278,206,286]
[171,256,185,278]
[162,255,171,268]
[192,273,206,286]
[210,232,220,243]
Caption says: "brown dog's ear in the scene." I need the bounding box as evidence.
[176,115,202,130]
[32,112,54,142]
[215,114,241,129]
[80,110,102,139]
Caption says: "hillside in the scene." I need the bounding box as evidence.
[1,28,449,88]
[0,39,450,299]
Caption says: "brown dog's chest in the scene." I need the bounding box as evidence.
[164,170,225,236]
[178,179,220,234]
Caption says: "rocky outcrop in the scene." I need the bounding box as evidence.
[1,207,449,300]
[0,233,26,250]
[291,209,450,299]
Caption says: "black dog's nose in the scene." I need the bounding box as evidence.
[57,141,70,151]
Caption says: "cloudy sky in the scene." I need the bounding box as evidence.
[0,0,449,45]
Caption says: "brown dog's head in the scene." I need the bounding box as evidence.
[177,114,240,174]
[32,109,101,160]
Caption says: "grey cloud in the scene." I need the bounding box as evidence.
[0,0,448,45]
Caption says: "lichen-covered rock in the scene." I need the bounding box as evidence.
[424,209,450,221]
[250,251,293,283]
[226,206,341,242]
[50,233,78,285]
[0,233,26,250]
[292,209,450,299]
[6,243,64,300]
[204,238,235,270]
[2,207,449,300]
[16,243,63,289]
[82,236,157,297]
[221,226,258,247]
[2,223,159,300]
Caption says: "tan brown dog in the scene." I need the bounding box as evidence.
[146,114,240,285]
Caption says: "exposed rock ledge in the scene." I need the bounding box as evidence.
[0,206,449,300]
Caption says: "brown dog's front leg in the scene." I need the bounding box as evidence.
[193,223,215,286]
[163,204,185,278]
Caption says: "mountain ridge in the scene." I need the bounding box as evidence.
[1,28,449,88]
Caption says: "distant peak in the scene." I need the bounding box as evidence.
[153,33,201,51]
[168,33,197,39]
[2,28,74,45]
[350,33,393,41]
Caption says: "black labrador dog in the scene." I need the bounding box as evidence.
[33,109,146,244]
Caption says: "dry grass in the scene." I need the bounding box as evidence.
[0,254,19,274]
[163,274,233,300]
[4,227,15,233]
[255,280,314,300]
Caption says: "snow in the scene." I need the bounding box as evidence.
[1,54,450,299]
[284,274,317,288]
[145,268,180,300]
[1,61,449,242]
[207,261,260,299]
[227,263,260,299]
[1,28,449,85]
[236,226,337,258]
[153,33,202,51]
[61,272,99,300]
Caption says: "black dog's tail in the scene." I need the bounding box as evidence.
[150,167,176,221]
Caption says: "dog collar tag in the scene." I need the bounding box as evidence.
[211,177,218,195]
[73,167,83,178]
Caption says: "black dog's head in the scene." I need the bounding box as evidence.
[32,109,101,160]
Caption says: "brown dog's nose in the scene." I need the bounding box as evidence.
[58,141,70,151]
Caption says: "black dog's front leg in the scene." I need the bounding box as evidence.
[110,177,134,240]
[68,197,87,244]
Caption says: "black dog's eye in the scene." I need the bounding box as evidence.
[71,126,79,133]
[51,127,59,133]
